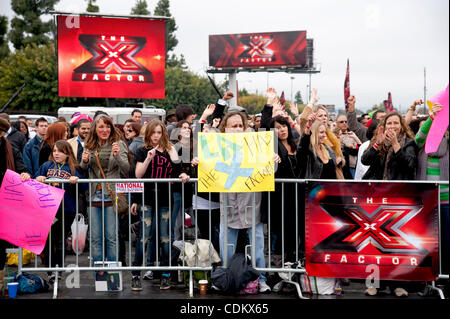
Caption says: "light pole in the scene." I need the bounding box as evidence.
[290,76,295,103]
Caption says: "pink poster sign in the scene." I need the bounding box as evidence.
[425,85,449,154]
[0,170,65,254]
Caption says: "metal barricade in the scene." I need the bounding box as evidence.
[13,178,448,299]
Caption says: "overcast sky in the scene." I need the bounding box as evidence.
[1,0,448,112]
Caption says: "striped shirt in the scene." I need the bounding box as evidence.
[415,117,449,203]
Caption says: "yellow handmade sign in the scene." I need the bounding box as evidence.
[198,131,274,193]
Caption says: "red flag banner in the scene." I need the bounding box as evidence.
[280,91,286,107]
[305,181,439,281]
[344,59,350,112]
[386,92,394,112]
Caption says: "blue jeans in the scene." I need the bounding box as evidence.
[133,204,170,276]
[171,192,182,242]
[219,222,267,282]
[90,205,117,263]
[349,167,356,179]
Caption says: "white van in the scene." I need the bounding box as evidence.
[57,106,166,125]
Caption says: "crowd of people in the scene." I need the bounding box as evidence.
[0,88,448,298]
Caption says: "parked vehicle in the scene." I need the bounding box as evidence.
[57,106,166,125]
[9,114,58,126]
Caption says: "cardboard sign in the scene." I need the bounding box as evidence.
[425,84,449,154]
[198,131,274,193]
[0,170,65,254]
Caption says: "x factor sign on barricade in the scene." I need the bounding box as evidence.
[305,181,439,281]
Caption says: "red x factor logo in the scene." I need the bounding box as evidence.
[313,204,428,255]
[72,34,153,83]
[239,35,274,59]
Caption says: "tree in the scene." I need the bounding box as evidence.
[238,94,267,114]
[131,0,150,15]
[8,0,58,50]
[154,0,178,54]
[0,16,9,59]
[294,90,304,104]
[0,42,102,112]
[86,0,99,13]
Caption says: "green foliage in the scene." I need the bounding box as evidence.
[0,42,101,111]
[154,0,178,54]
[131,0,151,15]
[8,0,58,50]
[239,88,250,97]
[294,90,304,104]
[238,94,267,114]
[371,102,385,111]
[0,16,9,59]
[144,66,226,114]
[86,0,99,13]
[166,53,186,68]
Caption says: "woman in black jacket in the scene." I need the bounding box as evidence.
[360,112,418,297]
[264,115,303,264]
[298,114,338,180]
[361,112,417,181]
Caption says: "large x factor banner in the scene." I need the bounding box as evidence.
[58,15,165,99]
[209,31,307,69]
[198,132,274,193]
[305,182,439,281]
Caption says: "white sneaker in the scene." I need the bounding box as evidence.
[143,270,153,280]
[272,281,284,292]
[365,287,377,296]
[259,281,271,293]
[394,287,408,297]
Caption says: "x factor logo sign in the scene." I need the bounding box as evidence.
[239,35,274,58]
[72,34,154,83]
[238,35,274,63]
[314,204,428,255]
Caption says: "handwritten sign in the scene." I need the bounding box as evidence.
[198,131,274,193]
[115,182,144,193]
[426,84,449,154]
[0,170,65,254]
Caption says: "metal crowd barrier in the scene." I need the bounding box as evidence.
[9,178,449,299]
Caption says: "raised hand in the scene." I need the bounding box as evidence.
[347,95,356,112]
[223,91,234,101]
[266,88,277,106]
[289,102,299,118]
[430,103,443,119]
[309,88,319,105]
[201,104,216,119]
[307,112,317,126]
[212,118,220,128]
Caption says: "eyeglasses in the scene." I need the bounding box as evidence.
[338,120,347,123]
